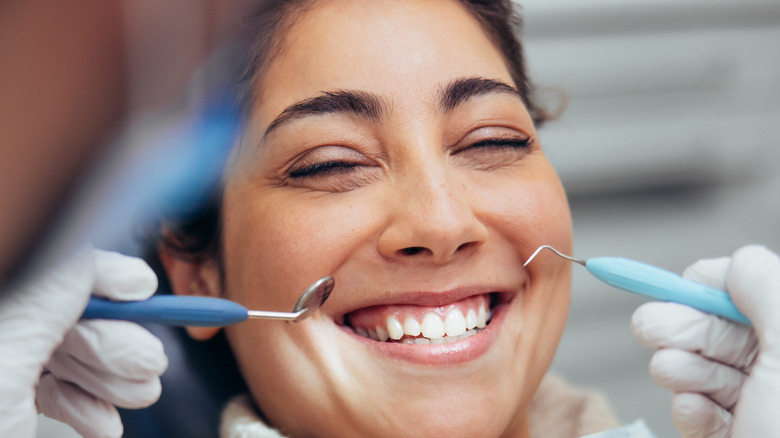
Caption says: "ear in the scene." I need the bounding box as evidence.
[159,247,223,341]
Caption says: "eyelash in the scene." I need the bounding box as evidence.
[460,136,534,152]
[288,160,360,179]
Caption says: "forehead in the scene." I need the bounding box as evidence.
[253,0,513,127]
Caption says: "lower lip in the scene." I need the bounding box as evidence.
[341,299,511,366]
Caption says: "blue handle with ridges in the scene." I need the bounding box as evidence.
[586,257,751,326]
[83,295,249,327]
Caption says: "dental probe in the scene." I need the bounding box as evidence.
[82,276,334,326]
[524,246,751,326]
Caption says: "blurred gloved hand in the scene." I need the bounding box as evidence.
[0,248,168,438]
[631,245,780,438]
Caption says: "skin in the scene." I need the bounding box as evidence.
[163,0,573,436]
[0,0,246,286]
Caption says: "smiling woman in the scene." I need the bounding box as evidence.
[153,1,617,437]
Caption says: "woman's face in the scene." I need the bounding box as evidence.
[220,1,572,436]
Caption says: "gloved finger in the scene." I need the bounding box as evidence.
[682,257,731,290]
[632,302,757,370]
[36,372,123,438]
[47,320,166,408]
[649,349,745,410]
[47,351,163,409]
[93,249,158,301]
[671,392,731,438]
[727,245,780,345]
[61,320,167,378]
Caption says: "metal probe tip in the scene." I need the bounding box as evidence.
[524,245,586,267]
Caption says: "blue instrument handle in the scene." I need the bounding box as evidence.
[82,295,249,327]
[586,257,751,326]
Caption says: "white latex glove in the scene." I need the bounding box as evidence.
[631,245,780,438]
[0,248,168,438]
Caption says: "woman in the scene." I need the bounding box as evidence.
[157,1,609,436]
[154,1,774,437]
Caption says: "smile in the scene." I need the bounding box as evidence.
[345,293,494,344]
[331,285,521,365]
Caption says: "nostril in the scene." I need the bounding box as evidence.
[401,247,426,256]
[456,242,472,252]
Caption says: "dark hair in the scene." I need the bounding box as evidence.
[154,0,548,264]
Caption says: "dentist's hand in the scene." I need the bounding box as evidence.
[631,245,780,438]
[0,249,167,438]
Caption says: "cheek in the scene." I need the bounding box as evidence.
[474,166,572,253]
[220,187,379,308]
[474,164,572,340]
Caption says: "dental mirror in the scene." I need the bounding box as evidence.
[83,276,336,326]
[250,276,335,322]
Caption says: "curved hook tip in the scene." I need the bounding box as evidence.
[524,245,586,267]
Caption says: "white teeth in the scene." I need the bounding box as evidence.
[477,304,487,329]
[444,309,466,337]
[376,326,389,342]
[354,302,493,343]
[421,313,445,339]
[445,335,460,343]
[465,309,477,330]
[386,317,404,340]
[403,316,421,337]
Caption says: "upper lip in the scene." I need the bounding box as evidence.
[330,283,519,324]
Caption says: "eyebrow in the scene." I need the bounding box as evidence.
[262,77,520,138]
[439,77,521,112]
[264,90,388,138]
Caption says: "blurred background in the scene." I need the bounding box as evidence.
[34,0,780,436]
[521,0,780,436]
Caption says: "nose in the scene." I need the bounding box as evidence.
[377,164,488,264]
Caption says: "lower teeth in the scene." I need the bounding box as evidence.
[391,327,483,344]
[350,308,493,344]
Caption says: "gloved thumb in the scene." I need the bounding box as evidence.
[682,257,730,290]
[726,245,780,349]
[0,247,95,437]
[0,248,95,386]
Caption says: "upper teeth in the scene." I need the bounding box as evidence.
[353,304,490,343]
[402,317,421,337]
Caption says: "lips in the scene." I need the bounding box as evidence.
[327,280,521,364]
